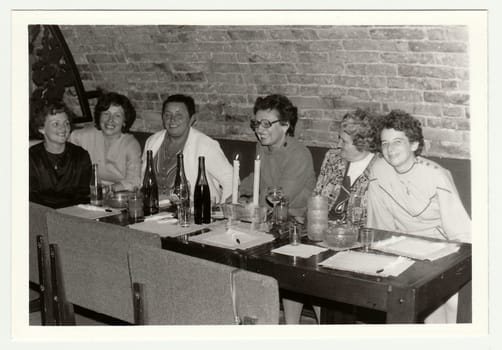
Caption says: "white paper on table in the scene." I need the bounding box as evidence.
[129,220,223,238]
[372,236,461,261]
[57,205,122,220]
[271,244,328,258]
[143,212,175,222]
[319,251,414,277]
[189,224,274,250]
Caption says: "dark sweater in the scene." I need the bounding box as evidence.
[29,142,92,208]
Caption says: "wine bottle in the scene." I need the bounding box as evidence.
[174,152,191,227]
[142,150,159,215]
[193,156,211,224]
[173,152,189,199]
[90,164,103,206]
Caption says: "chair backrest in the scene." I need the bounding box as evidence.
[128,244,280,325]
[29,202,53,284]
[46,210,162,323]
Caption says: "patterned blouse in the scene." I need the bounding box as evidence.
[314,149,377,223]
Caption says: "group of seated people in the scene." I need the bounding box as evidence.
[29,91,471,324]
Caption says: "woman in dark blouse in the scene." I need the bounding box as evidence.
[29,101,92,208]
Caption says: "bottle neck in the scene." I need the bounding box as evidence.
[146,151,154,171]
[143,151,157,186]
[177,154,186,177]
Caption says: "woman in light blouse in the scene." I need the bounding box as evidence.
[69,91,141,191]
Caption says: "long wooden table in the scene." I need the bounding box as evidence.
[100,212,472,324]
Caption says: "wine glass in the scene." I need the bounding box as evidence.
[266,186,284,225]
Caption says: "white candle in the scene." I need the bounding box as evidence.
[232,154,240,204]
[252,155,261,206]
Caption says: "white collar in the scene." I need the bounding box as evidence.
[347,152,374,185]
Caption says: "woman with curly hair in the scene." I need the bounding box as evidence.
[315,108,379,223]
[69,91,141,191]
[368,109,470,242]
[283,108,378,324]
[367,109,471,323]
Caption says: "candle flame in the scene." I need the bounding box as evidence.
[256,154,261,161]
[234,154,240,161]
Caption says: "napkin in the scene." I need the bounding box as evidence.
[57,205,121,220]
[189,224,275,250]
[271,244,328,258]
[319,251,414,277]
[372,236,461,261]
[143,212,175,222]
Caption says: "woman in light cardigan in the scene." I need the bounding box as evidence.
[142,94,233,204]
[70,91,141,191]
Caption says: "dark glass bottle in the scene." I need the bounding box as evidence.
[142,150,159,216]
[193,156,211,224]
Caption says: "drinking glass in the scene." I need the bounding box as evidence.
[276,196,289,225]
[128,190,144,223]
[359,228,374,252]
[265,186,284,225]
[307,195,328,241]
[347,193,364,228]
[172,184,191,227]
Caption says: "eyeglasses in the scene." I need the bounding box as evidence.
[250,119,281,130]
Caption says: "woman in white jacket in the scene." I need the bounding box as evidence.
[141,94,233,203]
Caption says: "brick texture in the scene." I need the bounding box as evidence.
[61,25,470,159]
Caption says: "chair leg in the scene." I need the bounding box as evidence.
[29,297,41,313]
[457,281,472,323]
[49,243,76,325]
[36,235,55,325]
[133,282,145,325]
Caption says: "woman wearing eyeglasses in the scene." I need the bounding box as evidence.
[240,94,315,215]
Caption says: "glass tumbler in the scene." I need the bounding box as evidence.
[307,195,328,241]
[128,189,144,223]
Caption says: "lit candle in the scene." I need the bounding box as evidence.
[252,155,261,206]
[232,154,240,204]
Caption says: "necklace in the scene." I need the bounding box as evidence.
[46,151,65,172]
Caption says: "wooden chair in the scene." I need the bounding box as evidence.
[46,210,162,325]
[128,244,280,325]
[29,202,55,325]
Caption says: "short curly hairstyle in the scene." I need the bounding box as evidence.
[376,109,424,156]
[340,109,378,153]
[94,92,136,133]
[29,99,71,139]
[162,94,196,118]
[253,94,298,136]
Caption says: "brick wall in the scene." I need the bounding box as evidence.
[60,25,470,159]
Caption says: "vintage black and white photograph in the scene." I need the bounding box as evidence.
[9,7,491,347]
